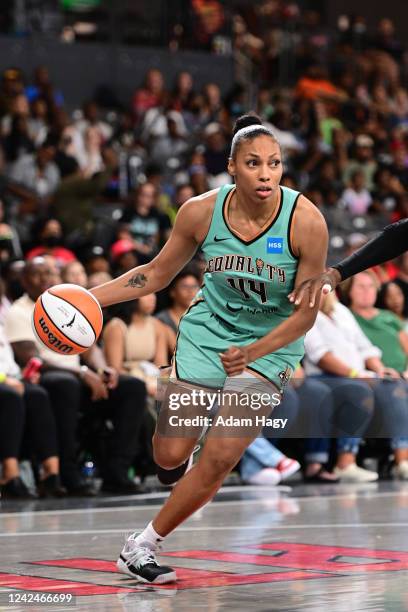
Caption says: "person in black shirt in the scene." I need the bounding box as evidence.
[289,219,408,306]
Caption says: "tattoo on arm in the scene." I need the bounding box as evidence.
[124,273,147,289]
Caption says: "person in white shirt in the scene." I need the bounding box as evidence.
[4,257,148,495]
[303,291,402,482]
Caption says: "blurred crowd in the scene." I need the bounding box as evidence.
[0,5,408,499]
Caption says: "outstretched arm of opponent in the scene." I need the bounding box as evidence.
[220,198,328,375]
[90,200,204,307]
[288,218,408,307]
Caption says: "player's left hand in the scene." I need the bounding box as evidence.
[99,366,119,390]
[219,346,250,376]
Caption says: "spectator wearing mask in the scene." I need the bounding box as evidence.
[26,218,76,267]
[4,257,148,495]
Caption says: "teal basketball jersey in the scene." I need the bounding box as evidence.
[198,183,304,362]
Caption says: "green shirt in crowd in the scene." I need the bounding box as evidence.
[352,309,407,372]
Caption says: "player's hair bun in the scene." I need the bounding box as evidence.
[232,114,263,136]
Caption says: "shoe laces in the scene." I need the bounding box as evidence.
[125,540,162,569]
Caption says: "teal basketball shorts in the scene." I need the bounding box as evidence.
[173,298,298,393]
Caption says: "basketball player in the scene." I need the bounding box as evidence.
[288,218,408,307]
[90,115,328,583]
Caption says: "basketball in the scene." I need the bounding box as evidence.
[32,284,103,356]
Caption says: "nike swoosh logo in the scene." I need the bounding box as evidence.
[226,303,243,313]
[214,236,229,242]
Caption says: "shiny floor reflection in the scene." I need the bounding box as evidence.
[0,482,407,611]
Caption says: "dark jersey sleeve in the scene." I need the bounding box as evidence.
[334,219,408,281]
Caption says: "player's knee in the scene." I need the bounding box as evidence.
[153,444,188,470]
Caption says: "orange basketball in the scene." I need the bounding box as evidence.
[32,284,103,356]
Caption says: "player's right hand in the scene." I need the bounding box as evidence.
[288,268,342,308]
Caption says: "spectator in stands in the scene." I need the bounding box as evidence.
[4,257,148,494]
[82,246,110,275]
[345,272,408,376]
[0,198,21,260]
[74,100,112,143]
[103,294,168,396]
[53,131,81,179]
[3,115,35,164]
[28,98,49,147]
[8,136,60,202]
[376,281,408,330]
[0,277,10,324]
[0,310,64,498]
[156,267,201,353]
[389,144,408,189]
[188,150,209,194]
[340,170,372,216]
[119,182,171,263]
[132,68,166,122]
[241,436,300,486]
[394,253,408,318]
[166,183,195,225]
[342,135,377,190]
[61,260,88,287]
[304,291,385,482]
[201,82,223,124]
[26,218,76,266]
[149,111,189,174]
[77,126,105,178]
[53,146,117,238]
[0,68,25,118]
[110,239,139,276]
[342,272,408,478]
[87,271,112,289]
[25,65,64,108]
[371,166,404,219]
[203,122,230,187]
[1,93,30,137]
[1,259,25,303]
[171,71,195,112]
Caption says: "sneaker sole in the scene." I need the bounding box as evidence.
[336,476,379,482]
[279,462,301,481]
[116,557,177,584]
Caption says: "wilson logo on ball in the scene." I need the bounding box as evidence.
[38,317,73,354]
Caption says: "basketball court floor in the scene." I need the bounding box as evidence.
[0,481,407,611]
